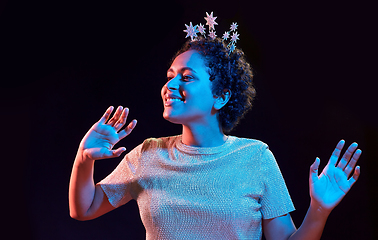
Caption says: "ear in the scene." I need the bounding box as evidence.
[214,89,232,110]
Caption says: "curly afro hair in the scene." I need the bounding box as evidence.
[171,37,256,133]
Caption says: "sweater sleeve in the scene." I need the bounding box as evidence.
[96,144,142,208]
[259,148,295,219]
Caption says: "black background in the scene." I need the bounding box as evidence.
[1,0,376,239]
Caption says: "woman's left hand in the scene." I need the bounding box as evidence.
[309,140,361,213]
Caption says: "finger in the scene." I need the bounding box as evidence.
[99,106,114,123]
[114,108,129,131]
[118,119,137,140]
[107,106,123,126]
[337,142,358,170]
[112,147,127,157]
[344,149,362,177]
[347,165,360,188]
[101,147,127,159]
[310,157,320,184]
[329,140,345,166]
[108,105,123,126]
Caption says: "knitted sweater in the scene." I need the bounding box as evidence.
[98,135,295,239]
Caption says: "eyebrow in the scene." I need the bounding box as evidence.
[167,67,197,74]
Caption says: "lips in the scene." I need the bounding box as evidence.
[164,93,185,106]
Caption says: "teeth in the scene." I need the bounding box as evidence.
[167,98,183,102]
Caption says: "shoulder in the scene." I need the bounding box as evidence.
[228,136,276,168]
[140,135,180,152]
[120,136,180,167]
[229,136,269,152]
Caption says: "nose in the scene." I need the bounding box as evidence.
[165,76,179,90]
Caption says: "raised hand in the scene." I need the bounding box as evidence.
[79,106,137,161]
[309,140,361,212]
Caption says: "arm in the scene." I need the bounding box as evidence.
[263,140,361,240]
[69,149,115,221]
[263,206,327,240]
[69,106,137,221]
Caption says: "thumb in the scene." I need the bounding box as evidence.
[102,147,126,159]
[310,157,320,184]
[112,147,127,157]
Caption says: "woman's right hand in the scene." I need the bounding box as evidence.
[79,106,137,161]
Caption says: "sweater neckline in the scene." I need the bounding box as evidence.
[175,135,234,155]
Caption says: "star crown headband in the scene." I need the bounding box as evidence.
[183,11,240,54]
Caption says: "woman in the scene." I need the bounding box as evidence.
[69,35,361,239]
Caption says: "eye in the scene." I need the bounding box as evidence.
[182,75,193,81]
[166,76,173,82]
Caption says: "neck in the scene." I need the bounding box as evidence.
[181,122,227,147]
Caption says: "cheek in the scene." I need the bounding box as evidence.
[198,83,214,99]
[188,87,215,108]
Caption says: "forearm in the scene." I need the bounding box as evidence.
[69,149,96,219]
[288,201,330,240]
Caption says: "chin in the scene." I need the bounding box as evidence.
[163,109,189,125]
[163,112,182,125]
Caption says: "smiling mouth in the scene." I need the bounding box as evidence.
[165,97,185,106]
[166,97,184,102]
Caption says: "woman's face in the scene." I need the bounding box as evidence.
[161,50,218,126]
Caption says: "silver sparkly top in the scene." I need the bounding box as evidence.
[98,135,295,239]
